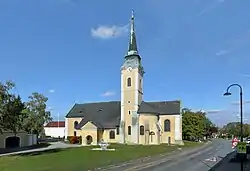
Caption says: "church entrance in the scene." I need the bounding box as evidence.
[149,131,155,144]
[86,135,93,145]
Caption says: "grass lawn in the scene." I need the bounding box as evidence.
[0,141,203,171]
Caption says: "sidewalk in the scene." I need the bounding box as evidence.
[0,142,82,157]
[209,152,250,171]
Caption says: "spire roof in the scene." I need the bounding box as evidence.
[127,10,138,56]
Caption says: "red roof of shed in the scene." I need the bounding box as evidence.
[45,121,65,128]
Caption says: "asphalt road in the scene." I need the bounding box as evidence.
[136,139,232,171]
[101,139,233,171]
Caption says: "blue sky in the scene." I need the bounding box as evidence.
[0,0,250,126]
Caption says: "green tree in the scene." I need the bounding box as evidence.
[0,81,26,135]
[182,108,214,141]
[22,92,52,135]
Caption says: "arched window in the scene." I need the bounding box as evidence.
[164,119,171,132]
[127,78,131,87]
[140,125,145,135]
[128,126,131,135]
[116,126,119,135]
[109,131,115,139]
[74,121,78,128]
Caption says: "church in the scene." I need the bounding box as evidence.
[65,11,183,145]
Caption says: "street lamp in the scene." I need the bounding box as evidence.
[223,84,243,142]
[223,83,244,171]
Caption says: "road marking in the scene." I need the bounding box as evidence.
[205,156,217,162]
[123,146,214,171]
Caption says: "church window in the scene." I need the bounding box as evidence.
[127,78,131,87]
[116,126,119,135]
[128,126,131,135]
[128,101,130,103]
[128,111,131,115]
[74,131,77,136]
[164,119,171,132]
[140,125,145,135]
[109,131,115,139]
[74,121,78,128]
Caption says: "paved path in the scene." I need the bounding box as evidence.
[0,142,82,157]
[98,139,232,171]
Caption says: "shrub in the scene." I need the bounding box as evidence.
[78,136,82,144]
[67,136,82,144]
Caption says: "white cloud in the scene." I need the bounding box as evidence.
[215,49,230,56]
[49,89,55,93]
[206,109,223,114]
[241,74,250,77]
[232,100,250,105]
[91,25,128,39]
[47,106,53,111]
[197,0,226,17]
[101,91,116,97]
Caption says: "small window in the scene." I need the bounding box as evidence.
[109,131,115,139]
[128,101,130,103]
[128,126,131,135]
[74,121,78,128]
[128,111,131,115]
[127,78,131,87]
[140,125,145,135]
[164,119,171,132]
[74,131,77,136]
[116,126,120,135]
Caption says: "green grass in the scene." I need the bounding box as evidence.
[0,141,203,171]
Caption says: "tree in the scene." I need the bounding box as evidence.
[0,81,15,132]
[221,122,250,138]
[182,108,214,141]
[22,92,52,135]
[0,81,26,135]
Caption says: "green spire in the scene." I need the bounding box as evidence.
[127,10,138,55]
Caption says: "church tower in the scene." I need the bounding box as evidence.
[120,11,144,144]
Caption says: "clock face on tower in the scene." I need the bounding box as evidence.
[127,67,132,72]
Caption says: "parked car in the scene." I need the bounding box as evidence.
[245,137,250,154]
[246,137,250,144]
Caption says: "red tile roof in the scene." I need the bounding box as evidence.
[45,121,65,128]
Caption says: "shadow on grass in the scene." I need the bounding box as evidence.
[11,148,65,157]
[0,143,51,155]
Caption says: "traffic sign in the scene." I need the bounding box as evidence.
[232,142,238,149]
[232,137,239,149]
[237,142,247,154]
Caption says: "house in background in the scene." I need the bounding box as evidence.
[44,121,65,138]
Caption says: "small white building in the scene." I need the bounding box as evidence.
[44,121,65,138]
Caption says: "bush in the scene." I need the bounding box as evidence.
[70,136,79,144]
[67,136,82,144]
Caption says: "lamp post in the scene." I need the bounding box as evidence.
[223,83,244,171]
